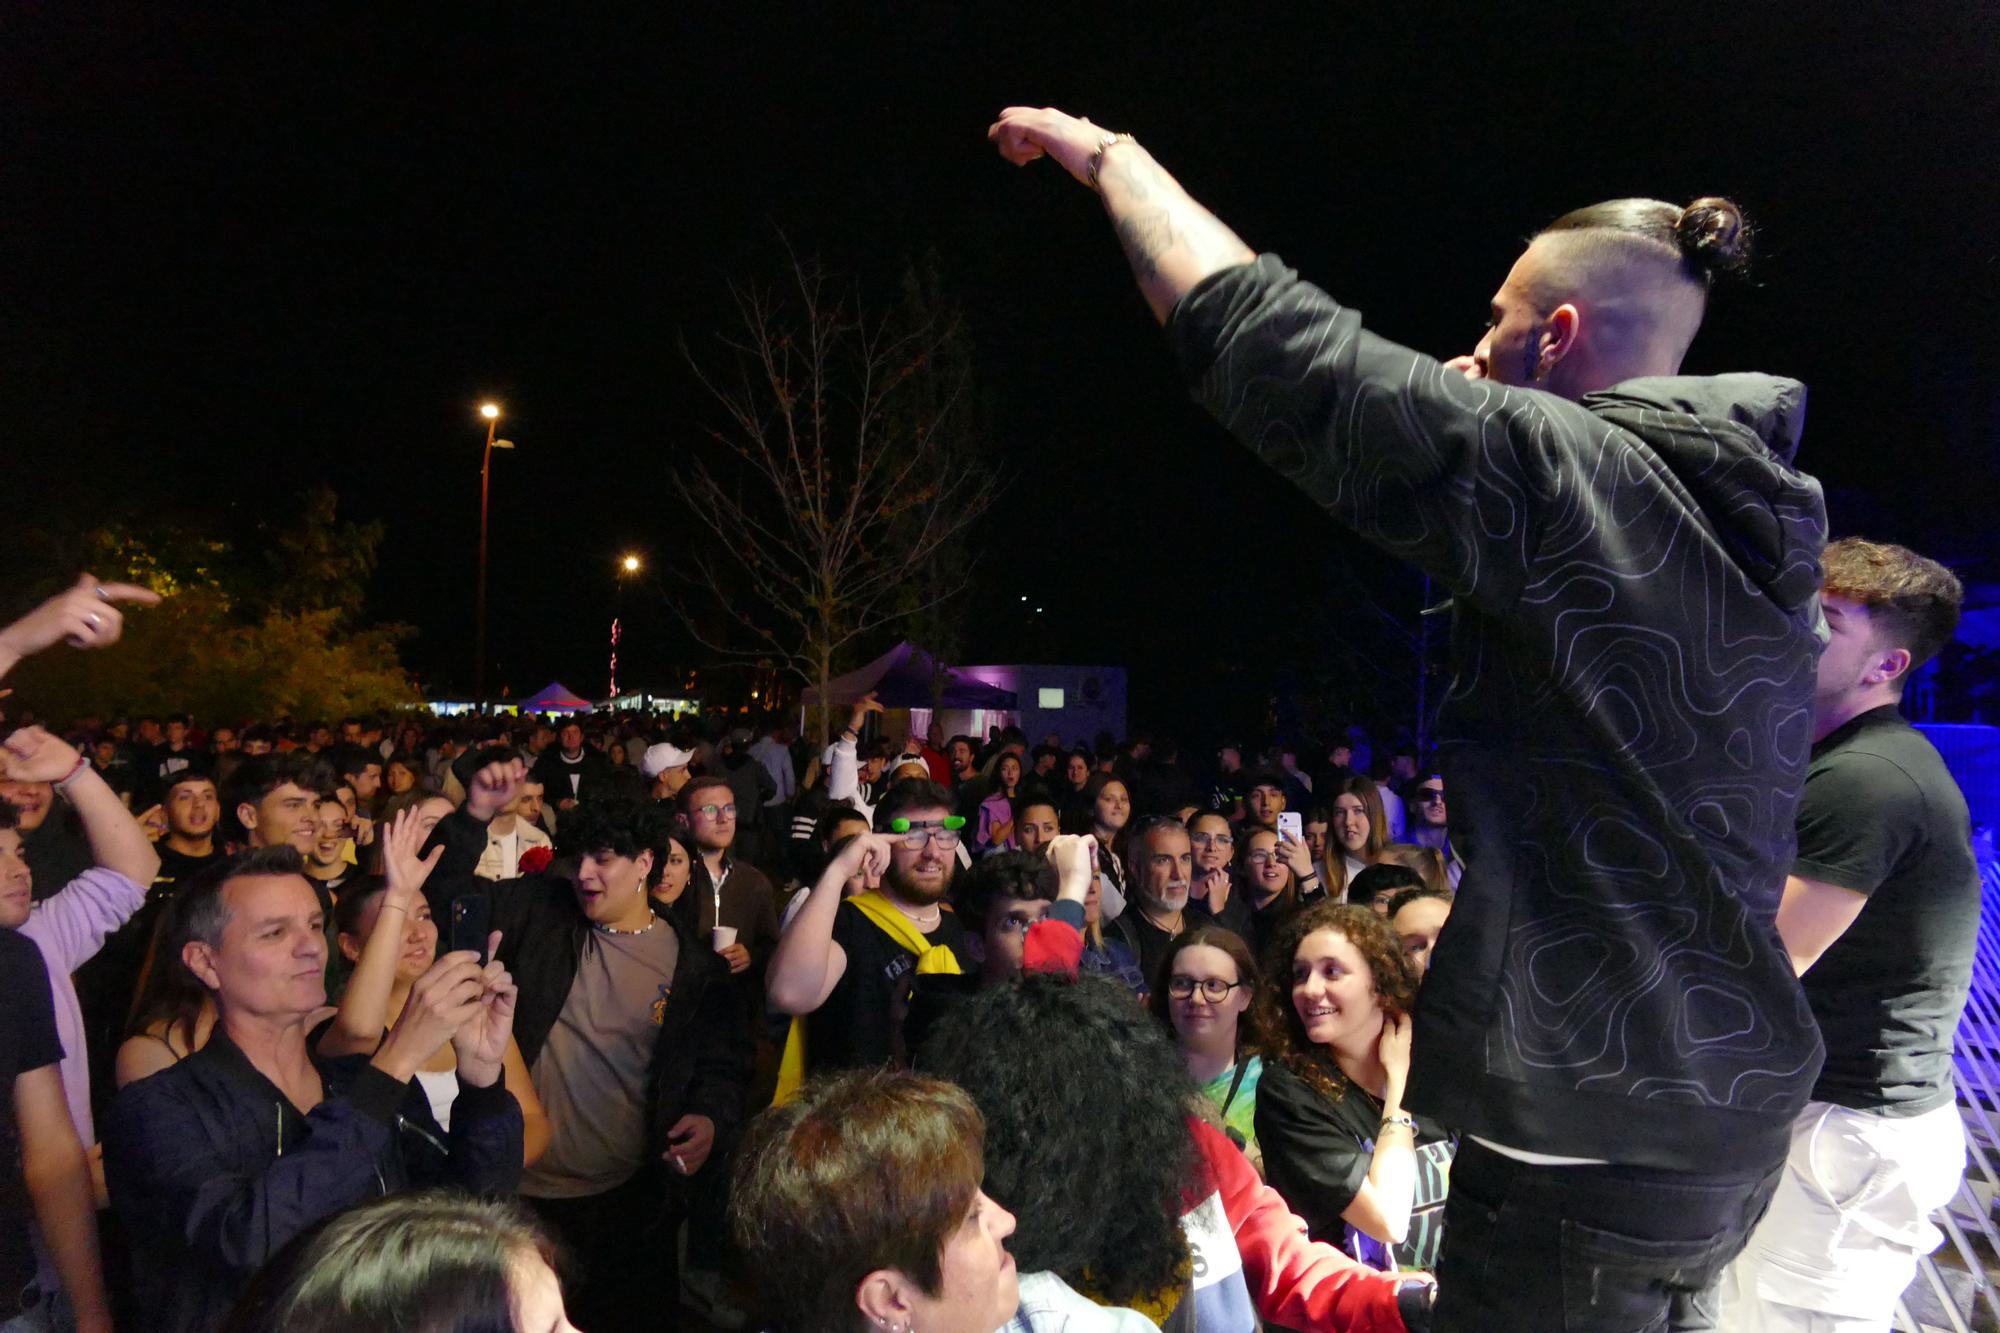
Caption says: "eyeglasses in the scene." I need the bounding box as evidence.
[1189,832,1234,847]
[1416,789,1445,803]
[695,803,738,820]
[887,815,965,849]
[992,911,1039,935]
[1167,976,1248,1002]
[1246,851,1283,866]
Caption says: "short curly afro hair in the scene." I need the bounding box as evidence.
[916,973,1200,1306]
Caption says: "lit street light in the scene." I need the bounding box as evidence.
[474,401,515,709]
[610,552,643,698]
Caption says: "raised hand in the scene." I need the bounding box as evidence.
[464,756,528,823]
[449,933,516,1089]
[381,805,445,907]
[845,691,885,736]
[1048,834,1096,902]
[0,574,160,670]
[374,950,487,1081]
[137,805,168,843]
[986,106,1109,186]
[0,728,83,784]
[1276,830,1315,880]
[839,831,897,886]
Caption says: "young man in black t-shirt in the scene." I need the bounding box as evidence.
[1720,539,1978,1332]
[767,779,974,1074]
[1,930,111,1332]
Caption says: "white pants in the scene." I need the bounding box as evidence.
[1717,1099,1965,1332]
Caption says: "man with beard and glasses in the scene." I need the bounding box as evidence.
[767,779,975,1082]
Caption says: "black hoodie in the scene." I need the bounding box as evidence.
[1169,256,1827,1173]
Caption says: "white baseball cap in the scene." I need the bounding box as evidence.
[640,743,694,778]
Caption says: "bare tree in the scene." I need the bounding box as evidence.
[667,250,1001,742]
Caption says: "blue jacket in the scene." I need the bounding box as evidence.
[103,1028,522,1333]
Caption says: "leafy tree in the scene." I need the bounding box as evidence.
[7,489,416,723]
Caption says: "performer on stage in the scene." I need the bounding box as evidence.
[989,106,1828,1331]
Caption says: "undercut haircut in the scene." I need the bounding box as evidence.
[1821,537,1964,677]
[1540,195,1754,288]
[731,1070,985,1333]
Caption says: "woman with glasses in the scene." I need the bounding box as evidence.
[1253,903,1455,1274]
[1186,809,1253,939]
[1152,926,1266,1176]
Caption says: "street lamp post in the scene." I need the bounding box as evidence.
[611,553,642,699]
[474,402,513,710]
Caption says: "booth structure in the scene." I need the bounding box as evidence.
[515,681,597,715]
[799,642,1125,749]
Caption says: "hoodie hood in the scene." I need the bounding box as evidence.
[1583,373,1826,613]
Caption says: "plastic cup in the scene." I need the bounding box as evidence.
[712,925,739,952]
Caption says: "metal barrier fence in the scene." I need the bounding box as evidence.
[1898,843,2000,1331]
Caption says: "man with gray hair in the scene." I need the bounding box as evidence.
[102,846,524,1333]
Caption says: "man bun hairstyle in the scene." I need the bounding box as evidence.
[1821,537,1964,677]
[1541,195,1754,286]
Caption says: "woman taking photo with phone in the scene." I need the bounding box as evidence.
[320,808,551,1164]
[1253,903,1454,1272]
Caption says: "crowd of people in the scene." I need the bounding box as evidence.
[3,107,1987,1333]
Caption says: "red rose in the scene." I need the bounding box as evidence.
[519,846,555,875]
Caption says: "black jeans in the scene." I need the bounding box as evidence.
[527,1169,680,1333]
[1432,1139,1783,1333]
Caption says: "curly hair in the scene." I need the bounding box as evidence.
[1252,903,1416,1105]
[556,794,676,888]
[915,973,1200,1306]
[956,849,1057,931]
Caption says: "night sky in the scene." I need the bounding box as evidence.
[5,5,1995,739]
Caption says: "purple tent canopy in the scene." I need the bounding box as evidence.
[800,642,1017,711]
[515,680,595,714]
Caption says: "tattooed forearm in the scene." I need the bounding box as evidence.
[1090,140,1256,323]
[1115,209,1178,283]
